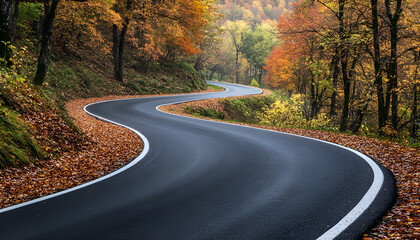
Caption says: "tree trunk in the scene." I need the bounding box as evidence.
[0,0,18,65]
[338,0,350,132]
[208,68,216,81]
[371,0,386,133]
[385,66,391,122]
[329,53,339,118]
[410,51,419,139]
[411,83,419,139]
[33,0,60,86]
[0,0,15,43]
[310,70,316,118]
[115,18,129,82]
[235,49,239,83]
[351,85,375,133]
[340,59,351,132]
[389,21,399,131]
[385,0,402,131]
[194,53,203,71]
[9,0,18,44]
[35,13,42,42]
[112,24,119,79]
[258,66,263,86]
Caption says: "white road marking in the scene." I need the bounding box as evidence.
[158,81,385,240]
[0,102,150,214]
[0,82,385,240]
[0,86,229,214]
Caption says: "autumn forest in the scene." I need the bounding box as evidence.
[0,0,419,238]
[1,0,417,140]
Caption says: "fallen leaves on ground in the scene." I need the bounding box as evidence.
[0,87,219,209]
[161,97,420,239]
[0,97,143,208]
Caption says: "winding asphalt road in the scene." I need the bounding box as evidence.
[0,82,395,239]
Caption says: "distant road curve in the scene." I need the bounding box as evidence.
[0,81,395,239]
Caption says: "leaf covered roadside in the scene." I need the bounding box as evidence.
[267,127,419,239]
[0,96,143,209]
[0,85,220,209]
[161,97,420,239]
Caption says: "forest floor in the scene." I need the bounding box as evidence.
[160,93,420,239]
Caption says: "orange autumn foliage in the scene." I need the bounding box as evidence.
[172,0,207,55]
[265,46,294,90]
[55,0,121,53]
[53,0,214,60]
[112,0,211,59]
[264,1,328,90]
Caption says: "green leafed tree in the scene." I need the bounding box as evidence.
[225,20,251,83]
[242,22,277,86]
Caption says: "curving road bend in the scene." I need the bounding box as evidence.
[0,82,395,239]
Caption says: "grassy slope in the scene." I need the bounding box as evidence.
[44,55,206,103]
[0,105,44,168]
[0,74,43,168]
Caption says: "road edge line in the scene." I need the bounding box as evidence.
[0,81,228,213]
[156,82,385,239]
[0,102,150,214]
[0,81,385,239]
